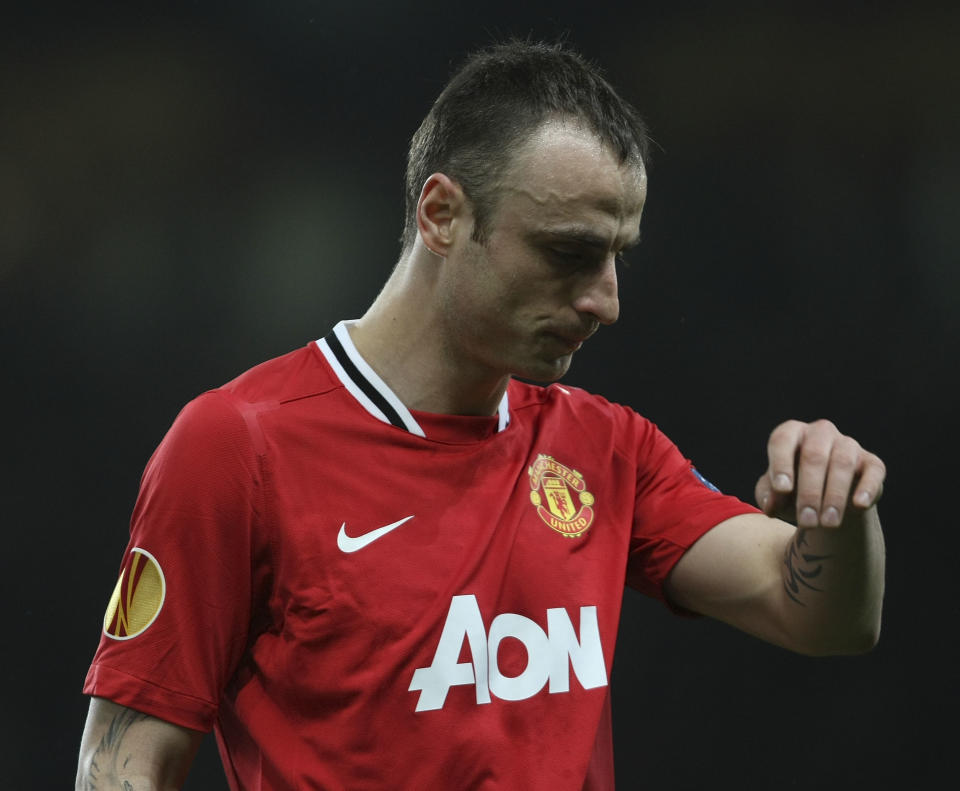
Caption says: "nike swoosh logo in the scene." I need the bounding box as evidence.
[337,516,415,553]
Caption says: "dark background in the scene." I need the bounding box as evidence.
[4,2,956,787]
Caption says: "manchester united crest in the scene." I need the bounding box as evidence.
[528,454,595,538]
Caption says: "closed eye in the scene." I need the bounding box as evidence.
[540,228,641,270]
[547,248,590,267]
[549,247,633,270]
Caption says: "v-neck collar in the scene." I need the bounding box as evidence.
[316,320,511,438]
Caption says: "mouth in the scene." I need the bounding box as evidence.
[546,329,593,354]
[540,317,599,356]
[553,337,583,354]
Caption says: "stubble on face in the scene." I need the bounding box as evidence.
[443,121,646,384]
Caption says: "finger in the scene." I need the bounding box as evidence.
[852,452,886,509]
[755,475,775,514]
[819,436,862,527]
[794,420,837,528]
[755,476,795,520]
[766,420,807,494]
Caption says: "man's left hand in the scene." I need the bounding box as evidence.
[755,419,886,529]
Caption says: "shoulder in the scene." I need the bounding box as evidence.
[177,341,340,434]
[218,341,338,405]
[506,380,674,469]
[153,342,333,464]
[508,379,653,434]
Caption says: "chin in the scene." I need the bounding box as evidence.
[512,354,573,384]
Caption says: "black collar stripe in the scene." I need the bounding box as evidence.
[324,332,406,427]
[318,335,395,427]
[317,320,510,437]
[318,322,426,436]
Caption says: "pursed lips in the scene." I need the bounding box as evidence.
[546,324,597,351]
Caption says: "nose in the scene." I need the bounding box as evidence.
[572,256,620,326]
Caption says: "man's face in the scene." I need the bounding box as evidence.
[437,120,647,383]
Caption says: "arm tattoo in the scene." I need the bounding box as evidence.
[783,528,833,606]
[80,707,149,790]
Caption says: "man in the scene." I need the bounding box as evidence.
[76,41,885,790]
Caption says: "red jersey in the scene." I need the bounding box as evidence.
[84,320,758,790]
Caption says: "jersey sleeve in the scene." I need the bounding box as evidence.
[83,390,269,731]
[625,416,760,605]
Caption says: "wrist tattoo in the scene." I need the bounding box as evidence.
[783,528,833,605]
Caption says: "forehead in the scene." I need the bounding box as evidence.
[493,120,647,243]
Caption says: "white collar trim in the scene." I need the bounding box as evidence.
[317,320,510,437]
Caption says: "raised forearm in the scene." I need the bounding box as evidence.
[780,505,885,655]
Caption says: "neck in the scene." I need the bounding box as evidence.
[349,247,510,417]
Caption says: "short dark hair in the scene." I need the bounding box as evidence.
[402,39,651,251]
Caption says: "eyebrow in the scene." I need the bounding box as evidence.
[538,227,642,252]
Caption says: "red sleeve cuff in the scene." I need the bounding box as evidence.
[83,661,217,733]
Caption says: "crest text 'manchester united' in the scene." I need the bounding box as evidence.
[528,454,595,538]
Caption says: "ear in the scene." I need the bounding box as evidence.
[416,173,467,257]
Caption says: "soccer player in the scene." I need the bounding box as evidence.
[76,41,886,790]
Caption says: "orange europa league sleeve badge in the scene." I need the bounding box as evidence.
[102,547,166,640]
